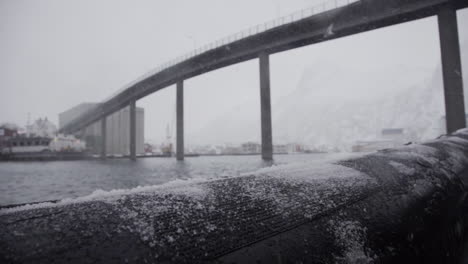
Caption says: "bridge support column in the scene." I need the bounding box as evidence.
[130,100,136,161]
[176,81,184,161]
[101,117,107,159]
[259,52,273,160]
[438,4,466,133]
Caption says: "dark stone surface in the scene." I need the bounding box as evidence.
[219,131,468,263]
[2,130,468,263]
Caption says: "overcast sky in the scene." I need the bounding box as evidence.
[1,0,467,144]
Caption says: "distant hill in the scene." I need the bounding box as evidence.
[191,42,468,151]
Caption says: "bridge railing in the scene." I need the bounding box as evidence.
[63,0,359,133]
[150,0,358,77]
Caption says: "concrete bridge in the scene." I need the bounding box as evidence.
[59,0,468,160]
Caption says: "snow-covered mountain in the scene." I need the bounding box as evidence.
[191,42,467,151]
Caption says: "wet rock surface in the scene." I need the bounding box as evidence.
[2,130,468,263]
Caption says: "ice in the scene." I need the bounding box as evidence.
[389,161,415,175]
[0,178,208,215]
[242,152,367,182]
[453,128,468,136]
[377,144,439,165]
[329,219,374,264]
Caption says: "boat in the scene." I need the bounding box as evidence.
[0,135,88,161]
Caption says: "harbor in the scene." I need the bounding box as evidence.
[1,0,468,262]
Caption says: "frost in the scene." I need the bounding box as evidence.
[379,145,439,165]
[434,136,468,173]
[453,128,468,136]
[446,136,468,144]
[329,220,374,264]
[118,205,157,245]
[237,156,376,218]
[205,223,217,232]
[242,152,366,181]
[0,201,58,215]
[0,178,207,215]
[167,235,175,243]
[389,161,415,175]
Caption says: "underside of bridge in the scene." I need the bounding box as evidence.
[63,0,467,160]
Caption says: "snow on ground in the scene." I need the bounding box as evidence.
[329,219,375,264]
[0,153,368,215]
[389,161,416,175]
[6,131,468,217]
[439,136,468,173]
[453,128,468,136]
[377,144,440,165]
[0,178,208,215]
[242,152,367,181]
[3,135,468,257]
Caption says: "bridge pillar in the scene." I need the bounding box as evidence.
[176,81,184,161]
[100,117,107,159]
[438,4,466,133]
[259,52,273,160]
[130,100,136,160]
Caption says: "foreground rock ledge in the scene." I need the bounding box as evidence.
[2,130,468,264]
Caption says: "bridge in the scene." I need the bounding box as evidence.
[59,0,468,160]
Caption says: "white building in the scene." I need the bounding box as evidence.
[381,128,406,142]
[27,117,57,138]
[49,134,86,152]
[352,128,408,153]
[273,144,288,154]
[59,103,144,156]
[241,142,261,154]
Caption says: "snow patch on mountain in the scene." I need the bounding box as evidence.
[191,42,468,151]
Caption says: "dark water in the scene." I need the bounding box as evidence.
[0,154,338,206]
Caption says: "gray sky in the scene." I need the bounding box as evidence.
[1,0,467,144]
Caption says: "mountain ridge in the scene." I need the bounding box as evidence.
[190,42,468,150]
